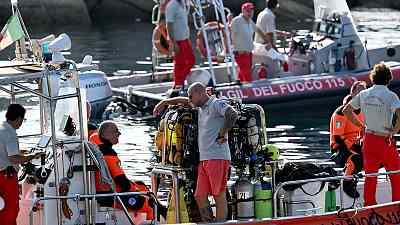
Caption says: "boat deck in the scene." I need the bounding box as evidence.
[0,62,44,85]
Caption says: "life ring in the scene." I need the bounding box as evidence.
[153,23,171,56]
[196,21,228,63]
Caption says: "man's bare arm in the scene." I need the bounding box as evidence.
[219,107,239,136]
[391,108,400,135]
[166,22,179,54]
[256,27,271,46]
[153,97,190,116]
[166,22,175,43]
[343,104,364,129]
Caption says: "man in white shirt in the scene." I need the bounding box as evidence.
[255,0,289,50]
[0,104,42,224]
[343,63,400,206]
[231,2,269,84]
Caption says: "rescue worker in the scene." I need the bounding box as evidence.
[153,82,238,222]
[344,63,400,206]
[94,121,155,220]
[0,104,43,225]
[231,2,270,84]
[165,0,195,90]
[255,0,290,49]
[329,81,366,198]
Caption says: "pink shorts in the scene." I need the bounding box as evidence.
[195,159,230,197]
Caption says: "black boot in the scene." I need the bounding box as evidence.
[343,180,360,198]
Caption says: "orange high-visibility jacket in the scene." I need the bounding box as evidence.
[330,105,364,151]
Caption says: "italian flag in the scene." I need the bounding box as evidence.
[0,15,25,51]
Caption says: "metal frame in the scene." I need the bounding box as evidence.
[151,166,184,223]
[30,191,158,225]
[0,63,100,225]
[272,169,400,218]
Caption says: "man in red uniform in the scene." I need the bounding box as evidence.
[344,63,400,206]
[0,104,42,225]
[330,81,366,198]
[231,2,270,84]
[165,0,195,90]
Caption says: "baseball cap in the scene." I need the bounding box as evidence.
[242,2,255,10]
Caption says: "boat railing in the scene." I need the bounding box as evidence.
[151,165,188,223]
[272,169,400,218]
[30,191,158,225]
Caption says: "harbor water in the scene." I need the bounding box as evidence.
[0,9,400,187]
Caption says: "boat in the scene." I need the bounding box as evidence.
[9,68,400,225]
[0,1,113,119]
[120,0,400,111]
[5,0,400,224]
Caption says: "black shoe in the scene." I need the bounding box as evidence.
[343,180,360,198]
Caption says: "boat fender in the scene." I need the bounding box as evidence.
[153,23,171,56]
[196,21,227,62]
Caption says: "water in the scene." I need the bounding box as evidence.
[1,9,400,184]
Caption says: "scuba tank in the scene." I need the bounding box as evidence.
[254,176,273,219]
[234,177,255,219]
[247,117,260,148]
[156,106,198,166]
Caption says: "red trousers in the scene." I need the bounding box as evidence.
[173,39,195,87]
[363,133,400,206]
[0,172,19,225]
[234,52,253,83]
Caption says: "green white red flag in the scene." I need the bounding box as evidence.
[0,14,25,51]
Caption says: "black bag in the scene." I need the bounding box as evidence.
[276,162,338,192]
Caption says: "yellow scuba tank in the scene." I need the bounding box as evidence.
[156,107,196,165]
[173,112,194,165]
[155,118,166,152]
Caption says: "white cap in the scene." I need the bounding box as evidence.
[50,52,66,64]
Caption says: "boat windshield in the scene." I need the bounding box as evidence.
[313,0,352,20]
